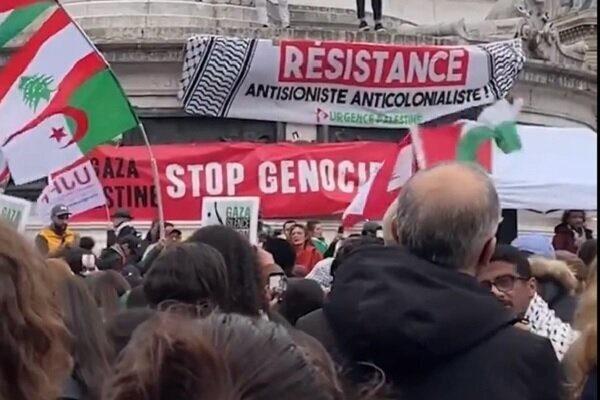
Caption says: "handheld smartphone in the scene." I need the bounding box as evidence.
[268,273,287,299]
[337,226,344,234]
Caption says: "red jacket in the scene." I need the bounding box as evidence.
[295,244,323,273]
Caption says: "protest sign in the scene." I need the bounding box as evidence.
[201,196,260,244]
[37,160,106,221]
[180,36,524,128]
[0,193,31,232]
[75,141,398,221]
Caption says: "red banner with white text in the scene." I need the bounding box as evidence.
[75,142,398,221]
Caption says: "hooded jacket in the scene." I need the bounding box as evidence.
[529,256,579,323]
[298,245,562,400]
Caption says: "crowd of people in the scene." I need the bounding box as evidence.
[0,161,597,400]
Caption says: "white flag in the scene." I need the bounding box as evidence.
[36,160,106,221]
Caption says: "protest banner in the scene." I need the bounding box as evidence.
[201,196,260,244]
[75,141,399,221]
[37,160,106,221]
[0,193,31,232]
[180,36,524,128]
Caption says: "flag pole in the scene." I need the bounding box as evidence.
[138,123,166,239]
[55,1,166,238]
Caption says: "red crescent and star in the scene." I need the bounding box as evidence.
[49,127,67,142]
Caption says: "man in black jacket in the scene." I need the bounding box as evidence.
[297,162,562,400]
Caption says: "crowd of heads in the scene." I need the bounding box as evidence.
[0,161,596,400]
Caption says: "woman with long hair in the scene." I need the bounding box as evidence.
[86,270,131,320]
[0,222,72,400]
[289,224,323,274]
[565,259,597,399]
[103,312,341,400]
[143,242,230,311]
[187,225,263,317]
[58,276,115,400]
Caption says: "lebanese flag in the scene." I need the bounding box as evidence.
[342,136,414,227]
[0,5,138,185]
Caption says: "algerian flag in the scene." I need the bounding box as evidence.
[0,0,52,48]
[0,4,138,185]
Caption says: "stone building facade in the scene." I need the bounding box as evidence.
[1,0,597,238]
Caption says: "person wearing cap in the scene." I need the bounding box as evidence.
[109,208,139,243]
[361,221,382,238]
[35,204,79,256]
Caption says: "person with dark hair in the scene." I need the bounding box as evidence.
[360,221,382,238]
[187,225,263,317]
[110,208,139,240]
[553,210,594,253]
[263,237,296,277]
[478,244,579,360]
[55,246,87,276]
[57,276,115,400]
[0,222,72,400]
[143,242,230,311]
[105,308,156,356]
[578,239,598,267]
[290,224,322,274]
[282,220,297,241]
[298,162,562,400]
[512,234,580,322]
[79,236,95,252]
[307,220,328,254]
[125,285,149,309]
[141,221,177,260]
[86,270,131,321]
[279,279,324,326]
[97,235,142,271]
[103,312,340,400]
[35,204,79,256]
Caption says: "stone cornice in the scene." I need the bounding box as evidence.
[519,59,597,95]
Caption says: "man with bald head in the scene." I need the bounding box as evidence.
[298,162,561,400]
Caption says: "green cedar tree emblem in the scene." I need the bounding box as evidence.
[18,74,55,111]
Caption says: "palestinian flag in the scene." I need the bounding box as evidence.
[410,99,523,171]
[0,3,138,185]
[0,0,52,48]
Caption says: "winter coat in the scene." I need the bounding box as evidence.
[530,257,579,323]
[298,245,563,400]
[553,223,593,253]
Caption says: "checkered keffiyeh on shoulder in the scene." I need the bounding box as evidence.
[525,293,579,361]
[305,258,334,291]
